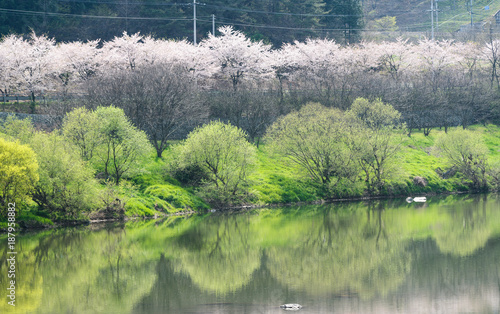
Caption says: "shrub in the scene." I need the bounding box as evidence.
[265,103,360,189]
[0,138,39,216]
[434,129,488,190]
[62,106,152,184]
[175,121,256,205]
[346,98,406,194]
[29,132,101,218]
[62,107,100,161]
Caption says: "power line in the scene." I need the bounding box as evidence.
[2,2,470,36]
[0,7,196,21]
[0,6,437,34]
[203,3,363,17]
[198,18,409,32]
[56,0,192,6]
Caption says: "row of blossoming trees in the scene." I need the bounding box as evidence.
[3,26,500,135]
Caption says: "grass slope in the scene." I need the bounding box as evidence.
[3,124,500,229]
[125,124,500,216]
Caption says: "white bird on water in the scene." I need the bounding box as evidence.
[280,304,302,311]
[406,196,427,203]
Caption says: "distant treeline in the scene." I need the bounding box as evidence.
[0,0,362,46]
[3,30,500,142]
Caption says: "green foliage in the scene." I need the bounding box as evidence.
[348,97,401,130]
[265,103,360,190]
[434,128,489,190]
[252,174,319,204]
[246,145,320,203]
[124,198,157,217]
[264,99,406,197]
[366,15,400,41]
[0,137,39,215]
[62,107,100,161]
[0,115,35,144]
[369,16,399,32]
[347,98,406,194]
[171,164,210,186]
[29,132,101,218]
[121,180,208,216]
[93,106,152,184]
[175,121,257,205]
[63,106,153,185]
[16,211,54,228]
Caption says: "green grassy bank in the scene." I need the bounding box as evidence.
[3,124,500,230]
[112,124,500,213]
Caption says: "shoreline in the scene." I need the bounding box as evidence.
[2,190,477,233]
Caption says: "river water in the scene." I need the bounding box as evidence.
[2,194,500,313]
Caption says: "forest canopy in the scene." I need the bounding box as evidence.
[0,0,363,46]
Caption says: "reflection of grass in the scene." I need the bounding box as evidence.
[5,196,500,310]
[435,225,491,257]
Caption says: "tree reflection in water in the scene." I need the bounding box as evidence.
[2,195,500,313]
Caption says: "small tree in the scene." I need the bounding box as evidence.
[29,132,101,217]
[347,98,405,193]
[0,138,39,216]
[434,129,488,190]
[0,115,35,144]
[61,106,151,184]
[207,88,279,146]
[176,121,256,204]
[94,106,152,184]
[265,103,360,188]
[62,107,101,161]
[85,64,205,157]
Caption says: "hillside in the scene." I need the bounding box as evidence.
[365,0,500,35]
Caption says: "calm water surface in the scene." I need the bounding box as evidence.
[2,194,500,313]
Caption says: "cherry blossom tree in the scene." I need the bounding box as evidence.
[99,32,145,71]
[200,26,273,90]
[48,40,100,96]
[1,32,56,101]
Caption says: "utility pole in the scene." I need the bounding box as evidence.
[193,0,197,45]
[125,0,129,33]
[428,0,439,40]
[431,0,434,40]
[212,14,215,36]
[436,0,439,34]
[470,0,473,29]
[43,0,47,30]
